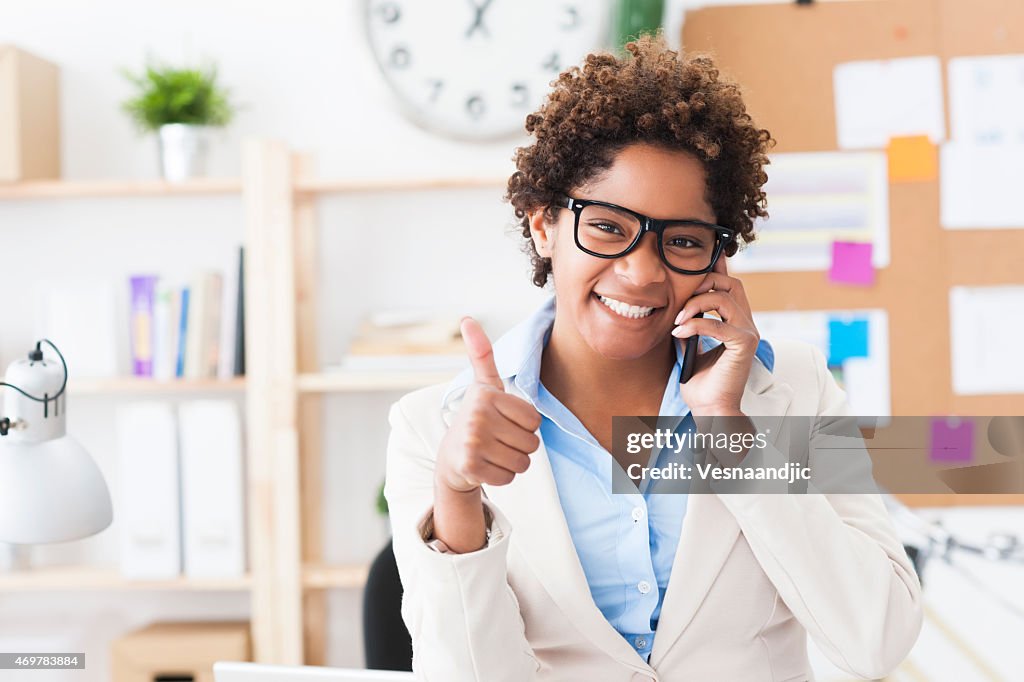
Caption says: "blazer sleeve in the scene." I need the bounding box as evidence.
[383,395,541,682]
[715,344,924,680]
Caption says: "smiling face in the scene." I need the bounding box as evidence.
[529,143,717,361]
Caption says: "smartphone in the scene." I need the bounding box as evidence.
[680,312,704,384]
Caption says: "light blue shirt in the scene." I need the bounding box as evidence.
[443,296,775,661]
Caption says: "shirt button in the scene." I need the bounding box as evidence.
[637,580,652,594]
[634,636,648,649]
[631,507,644,522]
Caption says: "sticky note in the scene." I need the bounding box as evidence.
[888,135,938,181]
[827,317,869,366]
[829,241,875,286]
[929,417,974,462]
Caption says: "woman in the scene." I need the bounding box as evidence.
[384,35,922,681]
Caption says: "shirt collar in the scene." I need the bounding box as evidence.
[441,294,774,408]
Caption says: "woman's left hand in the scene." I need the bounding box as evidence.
[672,254,760,416]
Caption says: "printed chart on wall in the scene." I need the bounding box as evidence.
[753,308,890,421]
[729,151,889,273]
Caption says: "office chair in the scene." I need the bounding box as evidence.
[362,538,413,671]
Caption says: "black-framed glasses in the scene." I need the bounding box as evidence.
[561,195,736,275]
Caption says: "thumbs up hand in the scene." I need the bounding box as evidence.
[435,317,543,493]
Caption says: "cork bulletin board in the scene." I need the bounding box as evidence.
[681,0,1024,505]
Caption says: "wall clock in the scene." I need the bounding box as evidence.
[364,0,611,140]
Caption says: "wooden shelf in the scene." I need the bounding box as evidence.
[0,178,242,200]
[0,176,506,200]
[0,566,252,591]
[302,563,369,590]
[297,370,456,393]
[69,377,246,395]
[292,176,507,195]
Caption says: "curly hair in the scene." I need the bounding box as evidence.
[506,34,775,288]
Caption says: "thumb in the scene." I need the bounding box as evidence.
[461,317,504,391]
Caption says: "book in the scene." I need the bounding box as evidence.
[217,246,243,379]
[346,312,466,356]
[184,271,224,379]
[202,272,223,378]
[217,246,238,378]
[234,247,246,376]
[330,310,470,373]
[152,279,181,381]
[128,275,158,377]
[176,285,190,378]
[184,274,206,379]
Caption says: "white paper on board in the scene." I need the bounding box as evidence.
[941,142,1024,229]
[833,56,946,150]
[948,55,1024,145]
[949,286,1024,395]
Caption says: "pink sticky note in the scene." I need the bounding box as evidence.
[929,417,974,463]
[829,241,875,285]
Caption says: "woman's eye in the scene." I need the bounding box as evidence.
[667,237,699,248]
[592,222,623,235]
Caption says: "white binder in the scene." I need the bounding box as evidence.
[116,401,181,579]
[178,400,246,577]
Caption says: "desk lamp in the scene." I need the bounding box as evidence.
[0,340,113,570]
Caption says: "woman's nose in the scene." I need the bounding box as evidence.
[614,233,666,287]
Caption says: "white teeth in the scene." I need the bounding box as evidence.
[597,294,656,319]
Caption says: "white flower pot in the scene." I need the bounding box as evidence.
[158,123,211,182]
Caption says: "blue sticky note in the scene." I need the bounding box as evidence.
[828,317,869,367]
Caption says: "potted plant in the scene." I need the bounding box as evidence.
[377,479,391,538]
[121,59,235,182]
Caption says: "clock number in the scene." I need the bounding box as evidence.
[511,83,529,107]
[543,52,561,73]
[466,95,486,120]
[465,0,495,39]
[375,2,401,24]
[427,79,444,103]
[389,45,411,69]
[561,6,580,30]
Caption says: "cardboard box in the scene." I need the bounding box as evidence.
[110,621,251,682]
[0,45,60,182]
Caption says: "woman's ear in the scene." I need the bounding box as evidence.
[528,209,556,258]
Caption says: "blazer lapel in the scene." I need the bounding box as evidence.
[649,359,795,667]
[442,380,657,675]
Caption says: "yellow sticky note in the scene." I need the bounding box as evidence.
[887,135,938,182]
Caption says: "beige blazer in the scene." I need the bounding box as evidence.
[384,339,923,681]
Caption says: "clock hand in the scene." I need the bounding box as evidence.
[465,0,496,39]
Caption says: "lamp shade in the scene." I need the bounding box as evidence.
[0,434,113,543]
[0,348,113,544]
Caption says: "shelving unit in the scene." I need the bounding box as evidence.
[0,566,252,592]
[296,370,457,393]
[240,139,506,665]
[0,145,498,665]
[0,177,242,200]
[69,377,247,395]
[301,563,370,591]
